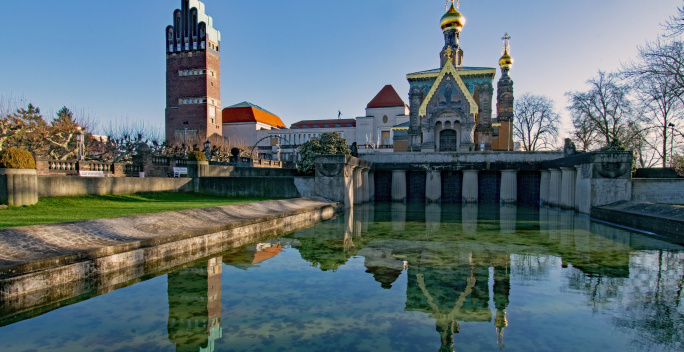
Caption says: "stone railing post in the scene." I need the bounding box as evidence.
[425,170,441,203]
[391,170,407,203]
[0,169,38,206]
[500,170,518,204]
[462,170,479,203]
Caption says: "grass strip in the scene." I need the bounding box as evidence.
[0,192,281,228]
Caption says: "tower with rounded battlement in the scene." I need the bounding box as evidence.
[165,0,222,145]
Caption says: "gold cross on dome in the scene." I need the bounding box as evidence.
[501,33,511,54]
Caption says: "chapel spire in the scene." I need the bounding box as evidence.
[440,0,465,67]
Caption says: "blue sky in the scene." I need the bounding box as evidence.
[0,0,680,137]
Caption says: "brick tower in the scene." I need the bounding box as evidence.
[165,0,222,145]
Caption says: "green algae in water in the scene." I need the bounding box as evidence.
[0,204,682,352]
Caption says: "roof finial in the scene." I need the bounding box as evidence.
[501,33,511,54]
[445,0,459,11]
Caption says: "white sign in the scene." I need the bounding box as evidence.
[173,167,188,177]
[79,171,104,177]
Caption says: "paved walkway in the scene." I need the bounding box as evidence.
[0,197,336,269]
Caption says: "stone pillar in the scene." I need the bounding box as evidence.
[187,160,209,193]
[353,167,363,205]
[548,169,561,207]
[499,170,518,205]
[391,170,407,203]
[425,170,442,203]
[462,170,479,203]
[368,171,375,202]
[361,169,370,203]
[0,169,38,206]
[539,170,550,206]
[574,165,582,211]
[560,167,576,210]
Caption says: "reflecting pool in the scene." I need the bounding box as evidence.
[0,204,683,352]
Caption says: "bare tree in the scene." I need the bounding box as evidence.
[570,112,599,151]
[566,71,637,148]
[635,72,683,166]
[663,3,684,37]
[512,93,560,151]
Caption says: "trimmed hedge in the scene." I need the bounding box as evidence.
[0,148,36,169]
[188,151,207,161]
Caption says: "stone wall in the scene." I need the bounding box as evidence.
[37,176,193,197]
[632,179,684,205]
[198,177,302,198]
[204,165,296,177]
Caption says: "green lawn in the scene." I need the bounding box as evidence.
[0,193,281,228]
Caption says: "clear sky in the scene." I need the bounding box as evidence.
[0,0,680,137]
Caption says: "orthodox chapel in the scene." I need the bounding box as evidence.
[404,0,515,152]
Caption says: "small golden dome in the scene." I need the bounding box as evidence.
[499,50,513,70]
[440,2,465,31]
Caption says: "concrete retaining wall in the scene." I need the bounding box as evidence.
[37,175,193,197]
[205,165,296,177]
[198,177,301,198]
[632,179,684,205]
[0,198,340,316]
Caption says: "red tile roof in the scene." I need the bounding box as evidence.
[291,119,356,129]
[222,102,286,128]
[367,85,407,108]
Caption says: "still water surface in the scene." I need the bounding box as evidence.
[0,204,683,352]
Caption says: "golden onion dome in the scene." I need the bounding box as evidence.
[499,50,513,69]
[440,2,465,31]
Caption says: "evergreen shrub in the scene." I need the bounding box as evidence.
[188,151,207,161]
[0,148,36,169]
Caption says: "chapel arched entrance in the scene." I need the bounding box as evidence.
[439,129,458,152]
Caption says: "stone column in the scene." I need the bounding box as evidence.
[500,170,518,204]
[462,170,479,203]
[560,167,576,210]
[574,165,582,211]
[391,170,407,203]
[361,169,370,203]
[425,170,442,203]
[353,167,363,205]
[539,170,550,206]
[548,169,561,207]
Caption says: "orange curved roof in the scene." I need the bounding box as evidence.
[222,102,286,128]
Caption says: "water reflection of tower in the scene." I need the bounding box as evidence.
[167,257,223,352]
[493,255,511,350]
